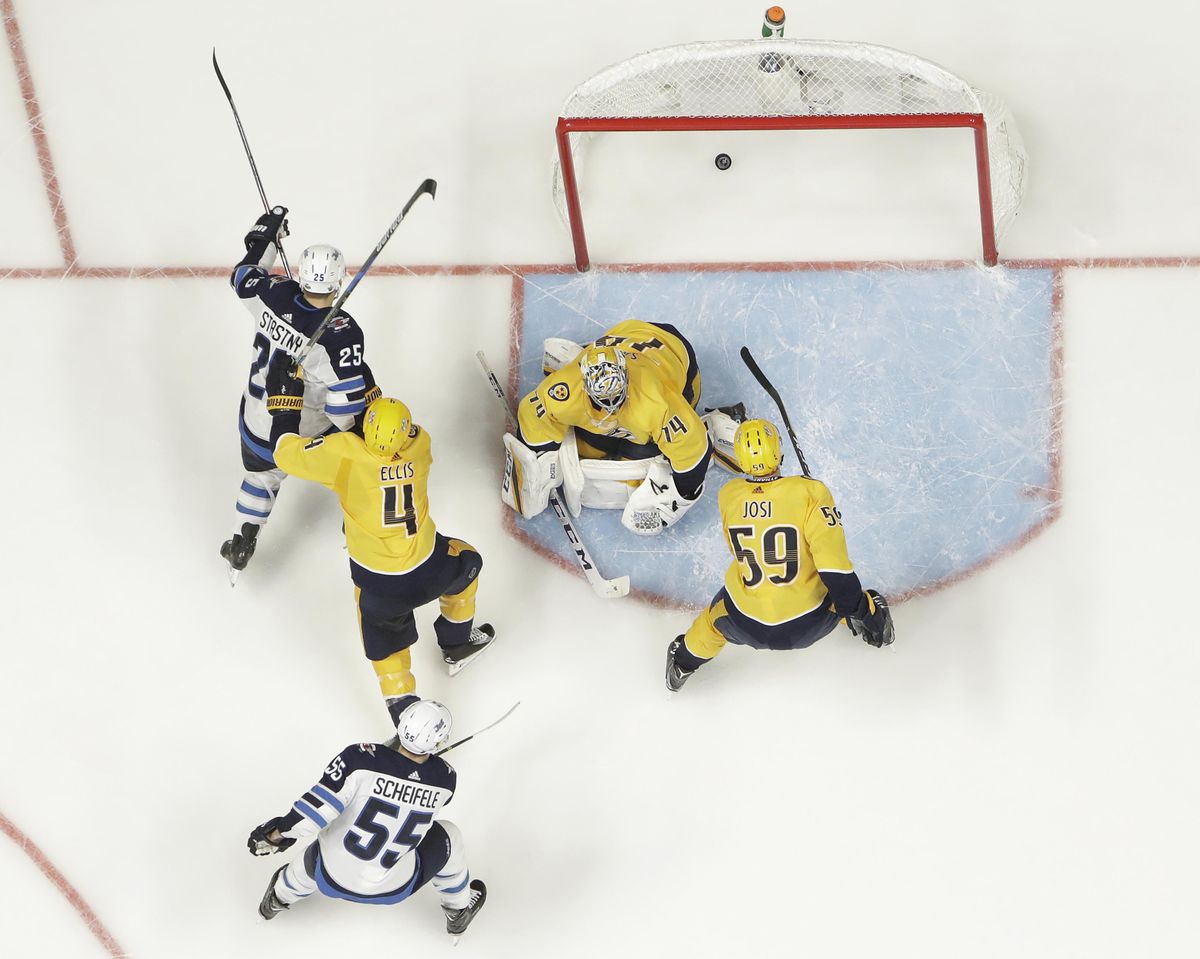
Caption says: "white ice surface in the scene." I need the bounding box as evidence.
[1,2,1199,958]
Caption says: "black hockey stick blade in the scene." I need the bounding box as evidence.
[435,701,520,756]
[739,346,812,478]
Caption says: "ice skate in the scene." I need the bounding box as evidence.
[443,624,496,677]
[443,879,487,942]
[258,865,289,920]
[665,636,696,693]
[220,522,260,586]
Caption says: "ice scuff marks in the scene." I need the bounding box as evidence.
[514,264,1060,608]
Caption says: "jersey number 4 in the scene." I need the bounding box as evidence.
[728,525,800,588]
[344,797,433,868]
[382,484,417,536]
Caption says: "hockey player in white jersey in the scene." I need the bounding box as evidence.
[221,205,380,582]
[247,697,487,939]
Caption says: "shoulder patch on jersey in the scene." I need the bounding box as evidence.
[548,382,570,402]
[408,424,420,439]
[330,314,351,332]
[357,743,377,755]
[304,437,325,451]
[268,276,289,288]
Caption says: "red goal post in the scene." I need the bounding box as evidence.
[553,39,1027,270]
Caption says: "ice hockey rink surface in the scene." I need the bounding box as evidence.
[2,1,1198,957]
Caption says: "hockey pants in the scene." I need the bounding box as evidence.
[274,820,473,909]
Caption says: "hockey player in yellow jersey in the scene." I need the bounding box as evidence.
[264,352,496,722]
[503,319,734,536]
[665,419,895,692]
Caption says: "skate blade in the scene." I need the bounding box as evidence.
[446,640,495,678]
[227,566,240,587]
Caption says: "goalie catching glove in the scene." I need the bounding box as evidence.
[501,433,562,518]
[265,350,304,414]
[846,588,896,648]
[621,458,702,536]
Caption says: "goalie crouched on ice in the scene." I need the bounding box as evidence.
[665,419,895,692]
[502,320,734,535]
[264,352,496,721]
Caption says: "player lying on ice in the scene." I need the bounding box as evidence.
[502,319,743,535]
[248,697,487,941]
[665,418,896,692]
[264,352,497,723]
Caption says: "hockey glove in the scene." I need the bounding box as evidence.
[265,351,304,414]
[247,818,295,856]
[244,206,289,251]
[622,459,702,536]
[846,589,895,648]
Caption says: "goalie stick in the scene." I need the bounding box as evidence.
[435,701,521,757]
[293,178,437,366]
[212,50,293,280]
[475,351,630,599]
[739,346,813,478]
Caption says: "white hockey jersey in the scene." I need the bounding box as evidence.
[277,742,458,901]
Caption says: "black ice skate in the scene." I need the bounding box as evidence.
[665,636,696,693]
[443,879,487,941]
[220,522,260,586]
[443,624,496,677]
[258,865,290,921]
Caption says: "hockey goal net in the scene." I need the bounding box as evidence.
[553,39,1027,269]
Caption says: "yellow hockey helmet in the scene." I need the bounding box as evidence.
[363,397,414,460]
[734,419,784,477]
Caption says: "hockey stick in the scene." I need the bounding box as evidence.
[739,346,812,478]
[293,179,437,367]
[212,50,293,280]
[435,701,520,757]
[475,351,630,599]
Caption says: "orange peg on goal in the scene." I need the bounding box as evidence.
[762,6,786,38]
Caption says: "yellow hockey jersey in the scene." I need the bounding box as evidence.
[718,474,856,626]
[516,320,708,476]
[273,426,437,575]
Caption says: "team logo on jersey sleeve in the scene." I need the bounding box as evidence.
[548,383,570,402]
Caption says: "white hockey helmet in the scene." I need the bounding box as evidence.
[396,699,453,755]
[299,244,346,295]
[579,344,628,415]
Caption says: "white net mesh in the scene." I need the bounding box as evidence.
[553,39,1028,247]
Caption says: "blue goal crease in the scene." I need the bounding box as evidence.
[514,265,1059,608]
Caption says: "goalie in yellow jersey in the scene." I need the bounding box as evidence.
[503,320,739,536]
[264,352,496,723]
[664,419,895,692]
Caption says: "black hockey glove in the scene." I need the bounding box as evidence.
[265,350,304,414]
[247,818,295,856]
[846,589,895,648]
[244,205,289,251]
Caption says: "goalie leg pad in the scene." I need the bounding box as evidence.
[701,404,747,474]
[501,433,561,519]
[579,456,654,510]
[558,428,584,516]
[621,459,703,536]
[542,337,584,375]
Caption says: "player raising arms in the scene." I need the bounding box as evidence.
[503,320,738,536]
[264,353,496,721]
[221,205,379,582]
[248,698,487,941]
[665,419,895,691]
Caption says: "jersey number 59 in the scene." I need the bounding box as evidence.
[728,525,800,588]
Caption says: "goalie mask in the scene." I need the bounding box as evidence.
[579,345,628,416]
[299,244,346,295]
[734,419,783,477]
[363,397,415,460]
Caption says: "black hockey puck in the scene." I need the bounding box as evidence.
[714,153,732,171]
